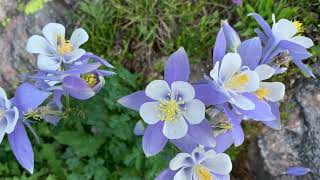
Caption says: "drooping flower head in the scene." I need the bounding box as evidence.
[26,23,89,71]
[118,47,214,156]
[156,146,232,180]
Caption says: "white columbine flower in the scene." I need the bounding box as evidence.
[169,147,232,180]
[26,23,89,71]
[271,14,314,49]
[253,64,285,102]
[139,80,205,139]
[0,87,19,143]
[210,53,260,110]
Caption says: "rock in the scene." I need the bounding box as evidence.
[0,0,71,91]
[249,63,320,180]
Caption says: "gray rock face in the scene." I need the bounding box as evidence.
[0,1,70,91]
[249,63,320,180]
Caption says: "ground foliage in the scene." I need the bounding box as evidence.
[0,0,319,179]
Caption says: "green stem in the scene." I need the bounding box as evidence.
[66,95,70,110]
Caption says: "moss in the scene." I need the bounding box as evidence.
[20,0,49,15]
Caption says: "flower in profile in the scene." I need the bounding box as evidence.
[0,87,19,143]
[209,53,260,110]
[156,147,232,180]
[118,48,214,156]
[249,13,314,77]
[8,83,51,174]
[286,166,311,176]
[26,23,89,70]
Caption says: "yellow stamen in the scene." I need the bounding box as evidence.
[194,164,213,180]
[158,99,181,122]
[293,20,304,33]
[219,122,233,131]
[57,34,73,54]
[81,73,98,87]
[254,87,270,100]
[224,73,249,90]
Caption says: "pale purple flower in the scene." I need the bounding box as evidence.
[249,13,315,77]
[156,147,232,180]
[118,48,214,156]
[26,23,89,70]
[231,0,242,5]
[133,120,145,136]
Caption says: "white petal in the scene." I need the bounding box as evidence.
[183,99,205,124]
[62,48,86,63]
[163,116,188,139]
[210,61,220,81]
[201,153,232,175]
[219,53,242,82]
[37,55,61,71]
[254,64,276,80]
[139,101,161,125]
[169,153,193,170]
[70,28,89,48]
[203,149,217,159]
[290,36,314,49]
[272,19,297,39]
[0,87,7,99]
[173,167,193,180]
[42,23,65,48]
[171,81,195,102]
[4,107,19,133]
[145,80,171,100]
[233,70,260,93]
[260,82,285,102]
[0,117,8,144]
[229,92,255,110]
[26,35,55,55]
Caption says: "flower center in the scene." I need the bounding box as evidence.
[158,97,183,122]
[57,34,73,54]
[254,87,270,100]
[219,122,233,131]
[0,108,5,119]
[81,73,98,87]
[224,73,249,90]
[293,20,304,33]
[194,164,213,180]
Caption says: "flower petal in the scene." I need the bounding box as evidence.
[263,102,281,130]
[26,35,55,55]
[219,53,242,82]
[63,49,86,63]
[0,87,7,99]
[187,119,216,148]
[193,82,229,106]
[164,47,190,85]
[214,131,234,153]
[222,22,241,51]
[260,82,285,102]
[238,37,262,70]
[8,121,34,174]
[139,101,161,125]
[62,76,95,100]
[155,168,176,180]
[118,91,153,111]
[213,28,226,64]
[254,64,275,80]
[201,153,232,175]
[163,116,188,139]
[183,99,205,124]
[145,80,171,100]
[0,117,8,143]
[232,124,244,147]
[173,167,193,180]
[169,153,193,170]
[42,23,65,48]
[229,92,255,110]
[272,19,297,39]
[210,62,220,81]
[248,13,273,38]
[171,81,195,102]
[37,55,61,71]
[233,70,260,93]
[133,120,145,136]
[70,28,89,48]
[170,134,198,153]
[142,122,167,157]
[290,36,314,49]
[4,107,19,133]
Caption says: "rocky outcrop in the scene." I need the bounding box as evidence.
[0,0,71,91]
[249,63,320,180]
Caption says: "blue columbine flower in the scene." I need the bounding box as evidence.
[249,13,315,77]
[156,146,232,180]
[118,47,215,156]
[26,23,89,70]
